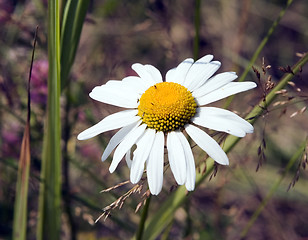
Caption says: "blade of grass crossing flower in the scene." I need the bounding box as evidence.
[140,53,308,240]
[240,139,307,238]
[12,26,38,240]
[224,0,294,108]
[60,0,90,90]
[37,1,62,239]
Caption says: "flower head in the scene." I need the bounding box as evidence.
[78,55,256,195]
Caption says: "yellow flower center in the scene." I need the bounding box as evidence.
[138,82,197,132]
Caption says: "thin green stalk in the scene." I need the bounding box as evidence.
[37,0,62,239]
[224,0,294,108]
[240,139,307,239]
[136,195,152,240]
[193,0,201,61]
[60,0,90,90]
[60,1,90,238]
[12,27,38,240]
[139,52,308,240]
[223,52,308,153]
[62,82,76,240]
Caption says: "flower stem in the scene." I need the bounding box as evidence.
[193,0,201,61]
[136,195,152,240]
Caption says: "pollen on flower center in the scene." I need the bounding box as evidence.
[138,82,197,132]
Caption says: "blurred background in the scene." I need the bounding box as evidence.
[0,0,307,239]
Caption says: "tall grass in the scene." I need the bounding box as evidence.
[37,0,61,239]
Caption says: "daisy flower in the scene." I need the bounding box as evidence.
[78,55,256,195]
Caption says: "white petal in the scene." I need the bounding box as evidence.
[196,82,257,106]
[165,68,177,83]
[182,55,213,87]
[130,128,156,184]
[109,124,147,173]
[146,131,164,195]
[176,131,196,191]
[185,60,221,92]
[192,72,238,98]
[185,124,229,165]
[167,131,186,185]
[101,121,141,161]
[192,107,253,137]
[125,149,132,168]
[89,83,139,108]
[144,65,163,83]
[132,63,161,85]
[167,58,194,84]
[122,76,151,95]
[77,110,140,140]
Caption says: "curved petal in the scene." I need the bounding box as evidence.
[101,121,141,161]
[185,124,229,165]
[132,63,162,85]
[192,72,238,98]
[182,55,213,87]
[125,149,132,168]
[130,128,156,184]
[167,131,186,185]
[109,124,147,173]
[176,131,196,191]
[77,110,140,140]
[165,68,176,83]
[122,76,151,95]
[146,131,164,195]
[144,64,163,83]
[185,60,221,92]
[89,83,139,108]
[196,81,257,106]
[192,107,253,137]
[167,58,194,85]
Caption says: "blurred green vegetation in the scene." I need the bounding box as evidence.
[0,0,307,239]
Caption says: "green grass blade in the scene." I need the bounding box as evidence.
[224,0,293,108]
[193,0,201,61]
[12,26,38,240]
[12,124,31,240]
[140,52,308,240]
[240,139,307,238]
[60,0,90,90]
[37,0,62,239]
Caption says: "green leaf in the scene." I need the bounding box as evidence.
[37,0,62,239]
[12,26,38,240]
[60,0,90,90]
[12,119,31,240]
